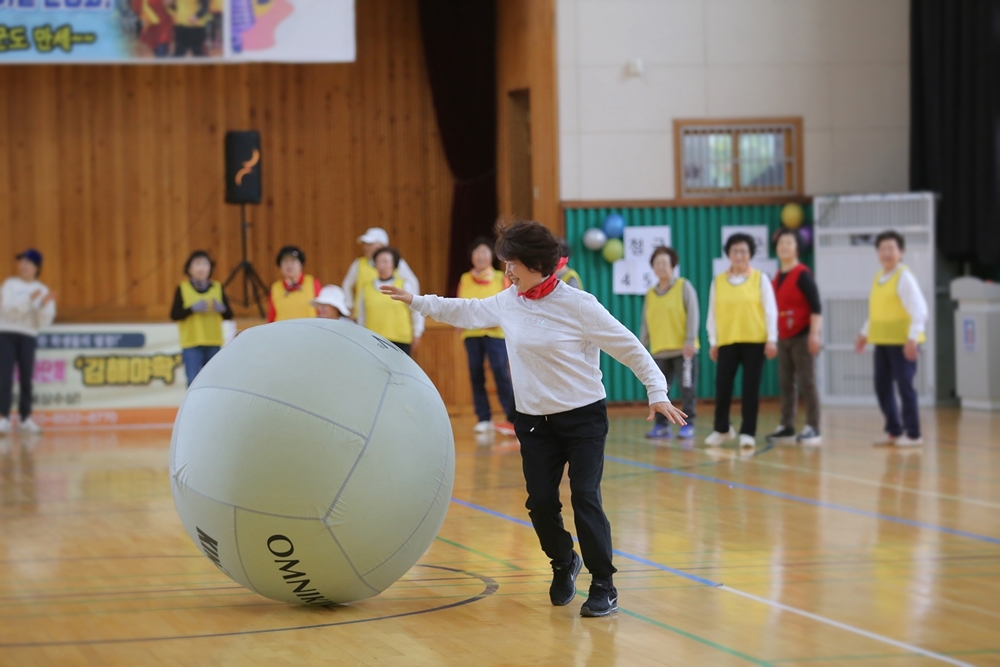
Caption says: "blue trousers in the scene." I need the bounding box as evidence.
[182,345,220,386]
[874,345,920,438]
[464,336,516,423]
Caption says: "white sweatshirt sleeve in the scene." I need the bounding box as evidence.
[760,275,778,343]
[706,280,717,347]
[580,297,668,405]
[341,258,360,310]
[411,292,504,331]
[898,269,929,341]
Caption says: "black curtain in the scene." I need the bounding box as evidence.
[911,0,1000,265]
[418,0,498,295]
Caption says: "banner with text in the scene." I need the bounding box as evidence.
[0,0,354,63]
[17,323,187,428]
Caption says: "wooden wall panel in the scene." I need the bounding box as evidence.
[496,0,560,232]
[0,0,453,322]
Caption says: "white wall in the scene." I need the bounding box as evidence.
[557,0,910,201]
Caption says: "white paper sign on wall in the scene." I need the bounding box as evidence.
[623,226,672,262]
[613,227,673,295]
[721,225,771,259]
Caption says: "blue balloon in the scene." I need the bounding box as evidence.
[603,213,625,239]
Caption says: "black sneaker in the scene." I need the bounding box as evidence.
[580,580,618,617]
[796,425,822,446]
[765,425,797,444]
[549,551,582,606]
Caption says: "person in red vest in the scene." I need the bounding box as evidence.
[766,228,823,446]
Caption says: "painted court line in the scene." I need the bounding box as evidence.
[451,496,975,667]
[605,455,1000,546]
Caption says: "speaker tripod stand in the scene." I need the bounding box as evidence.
[223,204,270,318]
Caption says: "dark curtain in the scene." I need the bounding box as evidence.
[911,0,1000,265]
[418,0,498,295]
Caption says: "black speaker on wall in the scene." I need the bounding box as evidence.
[224,131,262,205]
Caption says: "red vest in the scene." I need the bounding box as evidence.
[774,263,813,339]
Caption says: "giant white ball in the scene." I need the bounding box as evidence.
[170,319,455,605]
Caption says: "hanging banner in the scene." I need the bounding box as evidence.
[0,0,354,63]
[17,323,188,429]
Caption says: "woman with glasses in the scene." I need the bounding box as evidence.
[704,233,778,449]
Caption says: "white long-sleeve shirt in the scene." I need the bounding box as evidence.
[860,265,928,341]
[342,256,419,311]
[0,277,56,337]
[410,281,668,416]
[705,271,778,347]
[357,275,425,338]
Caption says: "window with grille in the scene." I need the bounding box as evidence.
[673,118,803,199]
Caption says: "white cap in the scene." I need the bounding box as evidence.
[310,285,351,317]
[357,227,389,246]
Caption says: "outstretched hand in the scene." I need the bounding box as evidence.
[648,401,687,425]
[379,284,414,305]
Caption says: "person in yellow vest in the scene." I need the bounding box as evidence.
[458,237,517,436]
[267,246,321,323]
[855,230,928,446]
[341,227,419,313]
[357,247,423,356]
[640,246,699,440]
[556,239,583,290]
[170,251,233,385]
[705,233,778,448]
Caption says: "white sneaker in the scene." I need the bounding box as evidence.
[895,435,923,447]
[19,417,41,434]
[704,426,736,447]
[473,421,493,433]
[796,426,822,446]
[0,417,10,435]
[739,434,756,449]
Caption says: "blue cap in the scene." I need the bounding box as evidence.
[16,249,42,266]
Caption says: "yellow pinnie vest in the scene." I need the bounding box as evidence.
[178,280,224,349]
[646,278,700,355]
[714,270,767,346]
[354,258,378,304]
[868,265,926,345]
[559,268,583,290]
[457,271,506,340]
[270,276,317,321]
[364,277,413,344]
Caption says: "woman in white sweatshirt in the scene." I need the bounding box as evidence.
[381,220,686,619]
[0,249,56,434]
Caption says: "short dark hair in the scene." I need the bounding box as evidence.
[373,246,400,269]
[875,230,905,251]
[184,250,214,277]
[649,245,679,268]
[468,236,494,258]
[725,232,757,258]
[773,227,801,253]
[494,218,560,276]
[558,238,571,259]
[276,245,305,267]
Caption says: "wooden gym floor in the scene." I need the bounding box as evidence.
[0,404,998,666]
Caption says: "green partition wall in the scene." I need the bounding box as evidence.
[564,203,814,404]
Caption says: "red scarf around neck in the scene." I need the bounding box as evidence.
[518,273,559,300]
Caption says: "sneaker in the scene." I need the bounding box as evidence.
[473,420,493,433]
[765,425,797,444]
[739,434,756,449]
[678,424,696,440]
[580,580,618,617]
[493,421,516,436]
[797,426,821,446]
[0,417,10,435]
[704,425,736,447]
[895,435,923,447]
[549,551,582,606]
[645,424,672,439]
[19,418,41,434]
[874,433,898,447]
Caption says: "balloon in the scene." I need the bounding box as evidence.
[781,203,804,229]
[602,238,624,263]
[603,213,626,239]
[582,228,608,251]
[798,225,813,250]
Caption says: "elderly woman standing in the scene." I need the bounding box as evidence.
[381,220,685,618]
[705,233,778,449]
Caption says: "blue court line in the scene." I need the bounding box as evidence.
[449,498,721,587]
[604,456,1000,546]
